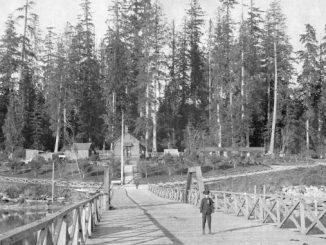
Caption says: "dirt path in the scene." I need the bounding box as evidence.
[203,161,326,184]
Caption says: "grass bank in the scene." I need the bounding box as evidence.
[207,165,326,194]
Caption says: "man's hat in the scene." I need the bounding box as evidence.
[203,190,210,195]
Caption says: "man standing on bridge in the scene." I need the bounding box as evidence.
[200,190,214,235]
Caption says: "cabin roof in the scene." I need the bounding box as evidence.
[72,143,92,151]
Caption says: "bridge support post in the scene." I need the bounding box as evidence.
[104,168,111,210]
[185,166,204,203]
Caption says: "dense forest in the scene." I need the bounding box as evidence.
[0,0,325,157]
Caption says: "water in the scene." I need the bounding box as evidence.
[0,209,46,234]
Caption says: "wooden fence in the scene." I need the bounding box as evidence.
[0,175,102,190]
[149,184,326,237]
[0,193,108,245]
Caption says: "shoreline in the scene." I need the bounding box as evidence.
[0,202,66,212]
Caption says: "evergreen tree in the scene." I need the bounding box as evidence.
[211,1,238,147]
[102,0,129,148]
[72,0,105,146]
[0,15,20,148]
[2,92,24,152]
[157,20,179,149]
[297,24,320,153]
[186,0,207,127]
[15,0,39,148]
[238,0,265,147]
[262,0,293,154]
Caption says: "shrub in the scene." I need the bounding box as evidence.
[210,154,223,166]
[78,160,93,179]
[5,186,21,198]
[90,153,100,162]
[29,156,45,177]
[7,160,24,174]
[111,160,121,179]
[22,184,50,199]
[0,151,8,161]
[13,147,25,159]
[201,165,213,173]
[218,160,233,170]
[52,153,67,177]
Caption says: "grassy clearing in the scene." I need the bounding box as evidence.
[207,165,326,194]
[138,164,272,184]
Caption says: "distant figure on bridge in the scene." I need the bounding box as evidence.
[200,190,214,235]
[135,179,139,189]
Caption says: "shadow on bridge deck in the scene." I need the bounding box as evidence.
[86,187,326,245]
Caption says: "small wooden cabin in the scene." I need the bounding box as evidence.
[65,143,93,160]
[113,133,144,162]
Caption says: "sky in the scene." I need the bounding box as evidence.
[0,0,326,51]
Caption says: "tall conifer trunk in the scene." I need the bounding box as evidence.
[217,87,222,148]
[145,83,149,157]
[268,41,278,155]
[208,19,212,125]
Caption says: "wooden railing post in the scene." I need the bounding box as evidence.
[245,193,249,217]
[58,216,67,245]
[215,194,218,210]
[104,168,110,210]
[81,205,87,242]
[254,186,257,219]
[259,195,264,221]
[234,193,238,214]
[276,196,281,226]
[223,193,227,213]
[314,195,318,217]
[300,199,306,234]
[88,203,93,238]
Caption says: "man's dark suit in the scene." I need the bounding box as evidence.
[200,197,214,233]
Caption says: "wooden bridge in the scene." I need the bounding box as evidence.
[88,186,326,244]
[1,164,326,245]
[1,185,326,244]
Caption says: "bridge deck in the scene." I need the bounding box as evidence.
[87,187,325,245]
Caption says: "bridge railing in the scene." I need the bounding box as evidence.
[149,184,326,237]
[0,193,108,245]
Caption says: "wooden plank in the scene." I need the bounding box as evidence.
[236,200,247,217]
[276,198,281,225]
[36,228,48,245]
[305,208,326,235]
[58,218,67,245]
[87,204,93,238]
[245,194,249,217]
[223,193,227,213]
[248,199,260,219]
[185,170,192,203]
[77,207,85,245]
[67,209,78,245]
[306,211,326,235]
[262,202,277,223]
[103,168,110,210]
[279,201,300,228]
[195,167,204,196]
[82,206,87,242]
[300,200,306,234]
[233,194,238,214]
[52,218,64,245]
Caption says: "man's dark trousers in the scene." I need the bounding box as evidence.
[202,213,211,231]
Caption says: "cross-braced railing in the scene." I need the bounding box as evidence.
[149,184,326,237]
[0,193,108,245]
